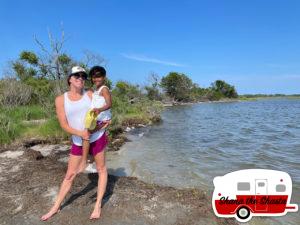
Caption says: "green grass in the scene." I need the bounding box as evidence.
[0,113,21,144]
[0,98,163,144]
[38,117,67,138]
[1,105,47,121]
[15,117,67,142]
[24,117,68,140]
[0,105,55,144]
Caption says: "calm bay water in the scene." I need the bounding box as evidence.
[107,99,300,225]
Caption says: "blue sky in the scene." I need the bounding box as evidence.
[1,0,299,94]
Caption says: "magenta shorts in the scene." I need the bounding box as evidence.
[70,133,108,156]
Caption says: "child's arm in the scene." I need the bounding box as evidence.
[93,87,112,114]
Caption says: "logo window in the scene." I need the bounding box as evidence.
[276,184,286,192]
[237,182,250,191]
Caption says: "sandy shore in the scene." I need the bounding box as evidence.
[0,142,238,225]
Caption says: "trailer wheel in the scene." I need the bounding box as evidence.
[237,206,250,220]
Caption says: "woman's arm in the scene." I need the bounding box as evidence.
[55,95,89,140]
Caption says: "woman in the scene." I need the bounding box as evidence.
[41,66,111,221]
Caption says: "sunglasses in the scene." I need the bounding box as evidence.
[72,73,87,80]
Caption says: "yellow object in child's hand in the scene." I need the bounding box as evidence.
[84,109,97,130]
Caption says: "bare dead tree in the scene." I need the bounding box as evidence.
[33,25,72,95]
[147,72,161,88]
[81,50,106,69]
[33,27,106,95]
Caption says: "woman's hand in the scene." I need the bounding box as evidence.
[79,130,90,140]
[90,120,111,133]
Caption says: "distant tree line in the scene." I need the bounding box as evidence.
[240,94,300,98]
[153,72,238,102]
[0,31,238,112]
[0,51,239,111]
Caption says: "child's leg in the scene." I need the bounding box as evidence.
[78,139,90,173]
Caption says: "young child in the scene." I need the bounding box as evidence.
[79,66,112,172]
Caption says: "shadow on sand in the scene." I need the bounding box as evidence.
[61,167,126,210]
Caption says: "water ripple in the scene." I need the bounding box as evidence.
[109,99,300,225]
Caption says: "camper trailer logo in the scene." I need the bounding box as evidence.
[212,169,298,223]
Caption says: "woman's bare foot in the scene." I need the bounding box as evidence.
[41,207,60,221]
[90,205,101,220]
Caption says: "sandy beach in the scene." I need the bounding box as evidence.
[0,141,237,225]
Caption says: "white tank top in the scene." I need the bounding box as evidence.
[64,91,103,146]
[91,86,112,121]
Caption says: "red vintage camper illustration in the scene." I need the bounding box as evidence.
[212,169,298,222]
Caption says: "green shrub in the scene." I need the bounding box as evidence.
[0,78,33,107]
[113,81,142,100]
[0,113,21,144]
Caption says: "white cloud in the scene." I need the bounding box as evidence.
[265,63,288,68]
[120,53,187,67]
[278,74,300,79]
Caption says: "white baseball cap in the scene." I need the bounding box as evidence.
[69,66,87,77]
